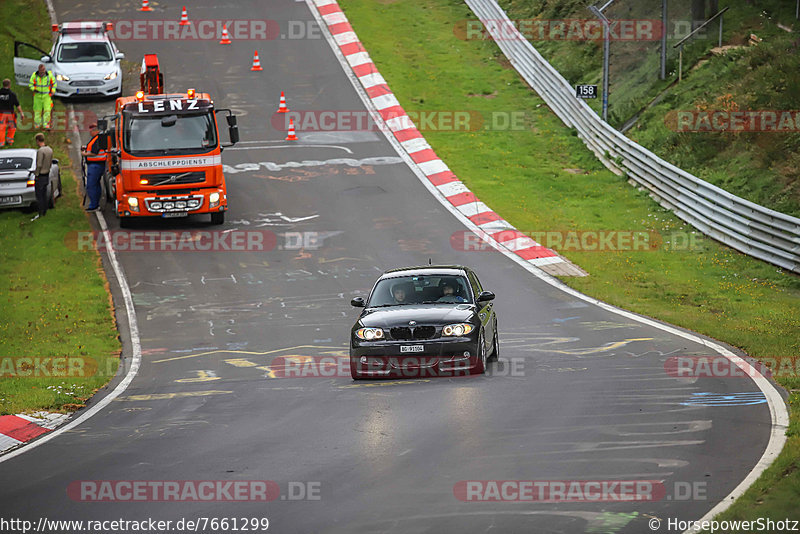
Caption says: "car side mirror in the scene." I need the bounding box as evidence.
[41,55,51,63]
[351,297,365,307]
[116,52,125,60]
[477,291,495,303]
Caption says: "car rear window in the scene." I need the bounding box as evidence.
[0,157,33,171]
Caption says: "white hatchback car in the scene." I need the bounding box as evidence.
[0,149,62,210]
[14,21,124,98]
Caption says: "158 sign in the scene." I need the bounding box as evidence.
[575,85,598,99]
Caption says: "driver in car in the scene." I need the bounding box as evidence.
[392,284,408,304]
[437,280,467,303]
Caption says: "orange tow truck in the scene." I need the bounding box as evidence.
[98,54,239,227]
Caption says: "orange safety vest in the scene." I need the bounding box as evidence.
[85,135,107,163]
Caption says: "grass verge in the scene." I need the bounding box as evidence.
[339,0,799,524]
[0,0,120,415]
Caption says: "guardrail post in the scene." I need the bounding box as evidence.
[678,44,683,82]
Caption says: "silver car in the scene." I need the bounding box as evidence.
[13,21,123,98]
[0,149,62,210]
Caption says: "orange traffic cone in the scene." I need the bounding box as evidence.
[277,91,289,113]
[285,119,298,141]
[179,6,190,26]
[219,24,232,44]
[251,51,263,71]
[140,0,152,11]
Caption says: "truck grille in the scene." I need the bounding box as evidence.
[145,171,206,186]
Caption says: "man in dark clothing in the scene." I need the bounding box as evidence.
[81,124,107,212]
[0,78,24,147]
[32,133,54,221]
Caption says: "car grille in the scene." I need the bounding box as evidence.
[146,172,206,186]
[390,326,436,340]
[70,80,103,87]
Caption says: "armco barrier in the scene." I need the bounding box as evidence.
[466,0,800,274]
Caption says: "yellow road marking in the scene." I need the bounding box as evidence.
[339,380,431,389]
[153,345,344,364]
[257,366,278,378]
[175,370,220,383]
[543,338,654,355]
[118,390,232,401]
[224,358,258,367]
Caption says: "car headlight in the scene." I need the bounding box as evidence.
[442,323,474,337]
[356,327,384,341]
[55,74,70,82]
[104,71,118,80]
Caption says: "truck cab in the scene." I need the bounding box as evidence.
[104,88,238,226]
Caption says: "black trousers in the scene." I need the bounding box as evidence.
[35,173,49,216]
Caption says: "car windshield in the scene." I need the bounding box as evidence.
[369,275,471,307]
[57,42,113,62]
[123,113,217,155]
[0,157,33,171]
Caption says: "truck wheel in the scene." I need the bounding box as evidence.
[210,212,225,225]
[105,173,116,202]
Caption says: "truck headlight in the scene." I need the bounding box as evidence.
[209,192,220,208]
[128,197,139,212]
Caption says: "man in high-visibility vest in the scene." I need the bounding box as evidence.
[28,63,55,130]
[81,123,107,212]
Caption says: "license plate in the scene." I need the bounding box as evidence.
[0,196,22,205]
[400,345,424,353]
[162,212,188,218]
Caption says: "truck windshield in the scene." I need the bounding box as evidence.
[123,113,217,156]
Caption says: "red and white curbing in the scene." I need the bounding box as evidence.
[312,0,586,277]
[0,412,69,454]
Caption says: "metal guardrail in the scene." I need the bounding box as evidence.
[465,0,800,274]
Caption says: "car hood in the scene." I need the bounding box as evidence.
[55,61,117,78]
[358,304,476,327]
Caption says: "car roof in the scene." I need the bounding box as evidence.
[59,33,110,44]
[0,148,37,159]
[380,265,470,279]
